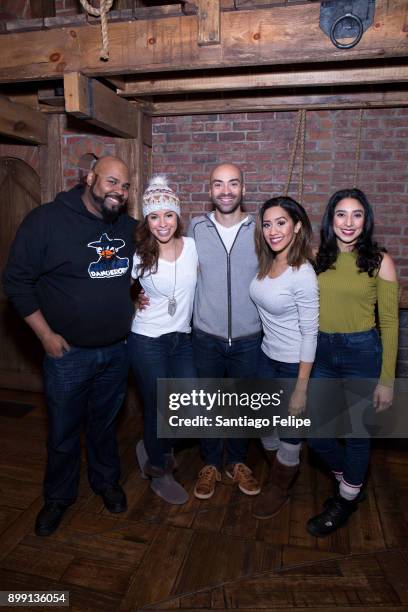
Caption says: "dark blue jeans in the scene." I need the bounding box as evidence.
[308,329,382,486]
[43,341,129,505]
[258,350,301,445]
[192,329,262,468]
[128,331,197,469]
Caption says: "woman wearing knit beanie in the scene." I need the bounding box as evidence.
[307,188,398,537]
[128,175,198,505]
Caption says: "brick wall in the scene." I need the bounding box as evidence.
[61,126,116,190]
[152,109,408,285]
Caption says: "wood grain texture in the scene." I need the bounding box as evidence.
[0,388,407,609]
[198,0,221,46]
[39,113,64,204]
[151,90,408,115]
[0,1,407,82]
[119,65,408,97]
[0,94,47,144]
[64,73,140,139]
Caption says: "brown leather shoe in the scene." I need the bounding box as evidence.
[253,458,298,519]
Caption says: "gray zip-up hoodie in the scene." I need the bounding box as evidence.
[188,214,261,343]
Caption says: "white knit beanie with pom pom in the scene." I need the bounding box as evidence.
[142,175,180,218]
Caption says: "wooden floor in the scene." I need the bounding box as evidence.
[0,389,407,612]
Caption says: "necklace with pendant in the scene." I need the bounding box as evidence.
[151,240,177,317]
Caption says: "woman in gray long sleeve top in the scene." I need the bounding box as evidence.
[249,196,318,520]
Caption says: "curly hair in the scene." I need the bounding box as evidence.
[255,196,314,280]
[315,188,384,277]
[134,216,183,278]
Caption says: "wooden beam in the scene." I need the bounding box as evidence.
[116,110,150,220]
[39,113,64,203]
[0,94,47,144]
[64,72,139,138]
[38,86,65,106]
[150,90,408,115]
[118,65,408,97]
[0,1,407,82]
[198,0,221,45]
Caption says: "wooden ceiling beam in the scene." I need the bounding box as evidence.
[0,0,407,83]
[118,65,408,97]
[0,93,47,144]
[63,72,142,138]
[149,90,408,115]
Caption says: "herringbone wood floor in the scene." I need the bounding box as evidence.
[0,388,407,612]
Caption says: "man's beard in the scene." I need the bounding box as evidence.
[90,184,125,223]
[212,194,242,215]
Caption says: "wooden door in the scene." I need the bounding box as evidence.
[0,157,43,391]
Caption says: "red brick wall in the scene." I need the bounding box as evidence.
[61,128,116,190]
[152,109,408,284]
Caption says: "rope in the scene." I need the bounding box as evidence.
[284,110,302,197]
[79,0,114,61]
[298,109,306,204]
[284,109,307,204]
[353,108,364,188]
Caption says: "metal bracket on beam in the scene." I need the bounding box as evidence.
[320,0,375,49]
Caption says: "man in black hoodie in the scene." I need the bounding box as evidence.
[3,156,136,536]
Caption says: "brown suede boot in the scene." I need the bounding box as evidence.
[263,449,277,484]
[252,458,299,519]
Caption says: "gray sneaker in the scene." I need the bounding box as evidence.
[150,473,189,505]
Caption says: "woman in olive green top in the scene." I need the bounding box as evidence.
[307,188,398,538]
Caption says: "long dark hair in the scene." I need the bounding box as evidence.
[134,216,183,277]
[255,196,314,280]
[315,188,384,276]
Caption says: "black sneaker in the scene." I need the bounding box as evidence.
[99,484,127,513]
[35,502,70,537]
[306,494,358,537]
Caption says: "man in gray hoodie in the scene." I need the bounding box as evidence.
[188,163,262,499]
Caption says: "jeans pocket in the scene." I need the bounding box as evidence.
[46,346,74,361]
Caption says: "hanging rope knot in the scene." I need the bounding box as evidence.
[79,0,114,61]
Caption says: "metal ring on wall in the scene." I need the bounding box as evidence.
[330,13,364,49]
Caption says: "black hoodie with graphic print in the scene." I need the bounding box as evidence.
[3,185,137,347]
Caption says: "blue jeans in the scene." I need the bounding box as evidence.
[258,350,300,445]
[43,341,129,505]
[192,329,262,468]
[308,329,382,486]
[128,332,197,469]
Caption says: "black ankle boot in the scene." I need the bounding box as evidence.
[306,494,358,537]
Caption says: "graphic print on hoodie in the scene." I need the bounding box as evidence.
[87,233,130,278]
